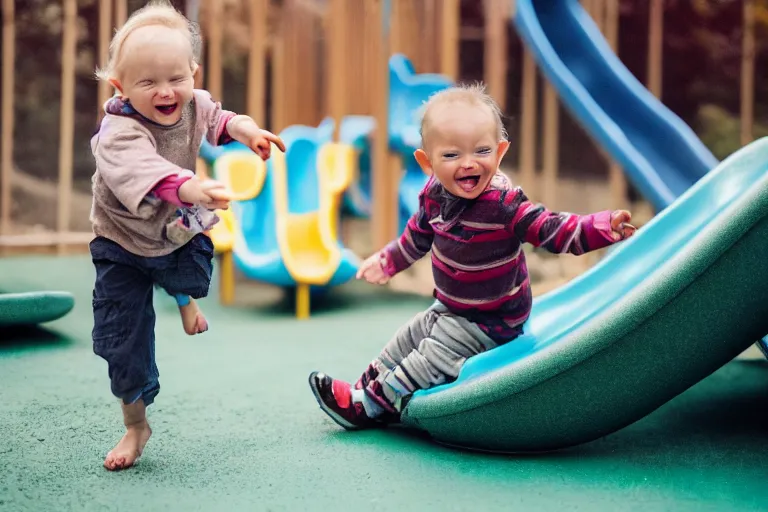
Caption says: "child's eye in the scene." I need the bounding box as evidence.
[443,152,458,159]
[476,147,492,155]
[171,76,185,83]
[138,80,153,87]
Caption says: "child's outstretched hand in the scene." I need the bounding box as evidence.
[356,252,391,285]
[227,116,287,160]
[610,210,637,241]
[179,178,232,210]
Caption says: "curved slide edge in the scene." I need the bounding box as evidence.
[0,291,75,326]
[400,138,768,453]
[513,0,718,212]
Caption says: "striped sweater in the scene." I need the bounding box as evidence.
[381,172,618,343]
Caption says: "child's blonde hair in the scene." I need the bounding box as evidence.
[95,0,201,81]
[419,83,508,146]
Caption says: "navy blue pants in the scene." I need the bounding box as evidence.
[90,234,214,406]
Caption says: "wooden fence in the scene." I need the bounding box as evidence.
[0,0,758,253]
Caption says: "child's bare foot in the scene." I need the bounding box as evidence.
[179,298,208,335]
[103,421,152,471]
[104,399,151,471]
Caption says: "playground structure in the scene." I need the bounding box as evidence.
[1,0,767,453]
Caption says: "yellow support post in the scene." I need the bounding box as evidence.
[219,251,235,305]
[296,283,310,320]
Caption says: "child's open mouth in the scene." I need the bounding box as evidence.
[155,104,178,116]
[456,175,481,193]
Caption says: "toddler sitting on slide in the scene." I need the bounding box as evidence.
[309,83,636,429]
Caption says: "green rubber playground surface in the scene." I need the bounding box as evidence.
[1,255,767,511]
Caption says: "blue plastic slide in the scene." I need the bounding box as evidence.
[513,0,719,212]
[401,137,768,453]
[203,120,359,291]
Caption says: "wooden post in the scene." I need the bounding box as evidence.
[1,0,15,235]
[741,0,755,146]
[518,51,537,197]
[326,0,346,138]
[647,0,663,98]
[542,84,559,208]
[348,1,367,113]
[282,0,296,126]
[207,0,223,102]
[115,0,127,27]
[97,0,113,119]
[271,26,285,131]
[57,0,77,252]
[248,0,267,126]
[484,0,509,111]
[423,0,438,72]
[440,0,460,80]
[603,0,626,209]
[369,0,396,249]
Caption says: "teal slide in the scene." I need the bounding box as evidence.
[512,0,719,212]
[401,137,768,453]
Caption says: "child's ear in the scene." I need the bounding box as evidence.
[496,140,510,162]
[414,149,432,176]
[108,78,125,97]
[192,63,201,88]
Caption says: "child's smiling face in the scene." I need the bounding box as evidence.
[417,101,508,199]
[111,25,196,126]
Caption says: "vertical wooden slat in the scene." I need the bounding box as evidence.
[604,0,626,209]
[57,0,77,250]
[542,85,559,208]
[326,0,346,138]
[390,0,404,56]
[741,0,755,146]
[518,51,537,197]
[293,2,307,125]
[1,0,15,235]
[423,0,437,72]
[207,0,223,102]
[440,0,460,80]
[272,36,285,131]
[370,0,396,249]
[349,2,366,113]
[484,0,508,111]
[362,0,377,114]
[248,0,267,126]
[97,0,113,119]
[647,0,663,98]
[115,0,127,27]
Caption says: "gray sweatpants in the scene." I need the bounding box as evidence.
[362,301,498,413]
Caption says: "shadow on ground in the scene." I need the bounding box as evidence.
[0,324,75,353]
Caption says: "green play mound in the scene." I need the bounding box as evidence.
[0,292,75,327]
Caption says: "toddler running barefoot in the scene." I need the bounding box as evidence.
[309,83,636,429]
[90,0,285,471]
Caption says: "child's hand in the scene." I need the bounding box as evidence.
[247,128,286,161]
[179,178,232,210]
[228,116,286,160]
[356,252,391,285]
[610,210,636,241]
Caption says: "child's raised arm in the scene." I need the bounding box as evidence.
[503,188,628,255]
[194,90,285,160]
